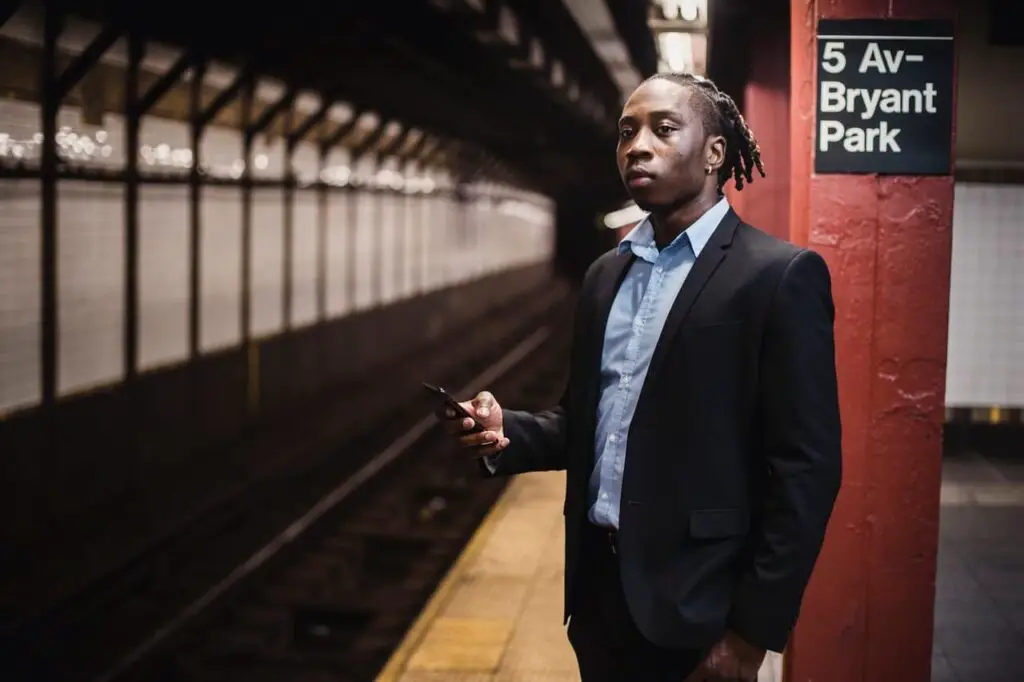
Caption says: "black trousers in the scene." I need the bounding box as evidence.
[567,523,707,682]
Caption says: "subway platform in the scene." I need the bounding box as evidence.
[374,468,785,682]
[375,470,581,682]
[376,442,1024,682]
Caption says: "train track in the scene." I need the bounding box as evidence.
[2,283,575,682]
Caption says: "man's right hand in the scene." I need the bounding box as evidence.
[436,390,509,458]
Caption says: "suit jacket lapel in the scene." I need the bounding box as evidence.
[581,250,634,435]
[646,209,741,378]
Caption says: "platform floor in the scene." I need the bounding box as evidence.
[934,448,1024,682]
[375,470,781,681]
[376,470,580,682]
[377,448,1024,682]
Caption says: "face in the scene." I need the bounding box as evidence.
[616,79,725,211]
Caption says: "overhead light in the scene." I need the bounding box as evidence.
[529,39,545,69]
[498,6,519,45]
[658,31,694,72]
[603,202,647,229]
[658,0,705,22]
[551,60,565,87]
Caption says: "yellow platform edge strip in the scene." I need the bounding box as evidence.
[375,481,517,681]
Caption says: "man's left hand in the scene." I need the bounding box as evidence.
[684,630,766,681]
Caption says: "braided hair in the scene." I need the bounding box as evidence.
[646,72,765,193]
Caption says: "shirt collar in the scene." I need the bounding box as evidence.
[617,196,731,262]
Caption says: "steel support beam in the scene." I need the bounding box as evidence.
[381,124,411,297]
[287,97,335,147]
[348,118,387,304]
[187,61,206,359]
[244,88,293,137]
[57,20,123,98]
[315,134,328,325]
[124,29,143,381]
[319,112,362,155]
[197,66,253,129]
[281,106,300,332]
[284,96,325,325]
[345,179,358,311]
[239,75,257,416]
[40,3,61,409]
[421,136,451,166]
[349,119,389,163]
[239,75,254,345]
[378,124,411,161]
[411,184,424,294]
[134,50,194,117]
[401,132,431,168]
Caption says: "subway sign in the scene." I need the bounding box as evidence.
[814,18,955,175]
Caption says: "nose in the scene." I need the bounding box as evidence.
[625,128,654,161]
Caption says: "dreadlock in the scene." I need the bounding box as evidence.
[645,72,765,193]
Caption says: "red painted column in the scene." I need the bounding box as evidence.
[786,1,956,682]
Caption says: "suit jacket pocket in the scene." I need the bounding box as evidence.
[688,508,749,539]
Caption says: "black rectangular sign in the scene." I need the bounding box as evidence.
[814,19,954,175]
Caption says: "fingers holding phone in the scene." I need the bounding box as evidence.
[428,384,509,456]
[460,391,507,454]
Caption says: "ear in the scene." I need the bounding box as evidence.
[705,134,726,172]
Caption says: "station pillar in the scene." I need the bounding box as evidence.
[785,1,957,682]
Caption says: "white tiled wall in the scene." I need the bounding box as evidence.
[138,185,190,371]
[324,192,352,318]
[199,186,244,353]
[0,180,41,412]
[946,182,1024,407]
[352,189,377,311]
[0,98,556,414]
[56,182,125,396]
[379,192,400,305]
[250,189,285,338]
[290,193,319,328]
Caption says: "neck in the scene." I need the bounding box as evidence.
[650,189,721,248]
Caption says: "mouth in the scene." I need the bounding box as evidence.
[624,168,655,188]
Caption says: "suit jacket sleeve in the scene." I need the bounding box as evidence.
[479,386,569,476]
[476,249,611,478]
[727,248,843,653]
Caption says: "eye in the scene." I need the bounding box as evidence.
[618,127,635,140]
[656,124,677,135]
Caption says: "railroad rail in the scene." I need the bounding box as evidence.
[2,281,576,682]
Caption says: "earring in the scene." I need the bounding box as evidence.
[705,166,712,175]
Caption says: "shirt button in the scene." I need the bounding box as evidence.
[602,493,608,499]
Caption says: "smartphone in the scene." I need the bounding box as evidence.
[422,382,495,445]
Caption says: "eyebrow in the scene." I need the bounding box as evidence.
[618,109,684,126]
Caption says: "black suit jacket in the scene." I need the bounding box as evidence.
[485,208,842,654]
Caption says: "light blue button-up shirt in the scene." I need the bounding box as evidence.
[588,197,731,529]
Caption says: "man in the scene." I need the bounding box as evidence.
[438,72,842,681]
